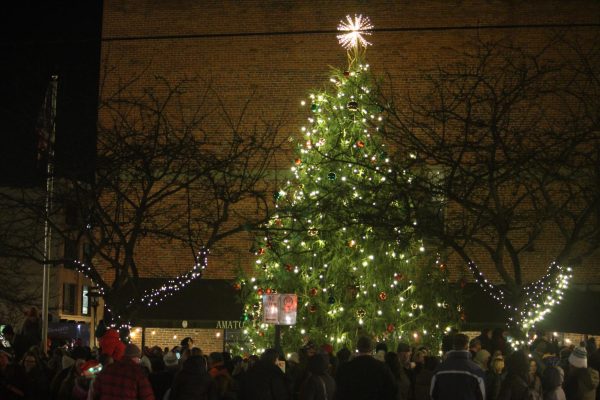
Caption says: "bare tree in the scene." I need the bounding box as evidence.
[378,33,600,333]
[0,73,286,323]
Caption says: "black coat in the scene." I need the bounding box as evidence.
[240,360,291,400]
[170,356,217,400]
[335,355,396,400]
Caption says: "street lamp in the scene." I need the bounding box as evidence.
[87,286,101,346]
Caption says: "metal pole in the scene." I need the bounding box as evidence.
[41,75,58,354]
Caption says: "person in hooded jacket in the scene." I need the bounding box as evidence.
[299,353,336,400]
[542,366,566,400]
[240,348,290,400]
[170,355,217,400]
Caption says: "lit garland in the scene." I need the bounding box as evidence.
[74,249,209,309]
[468,260,572,348]
[137,248,209,306]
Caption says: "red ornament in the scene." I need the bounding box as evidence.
[460,312,467,321]
[309,287,318,297]
[295,158,302,165]
[257,288,264,296]
[378,291,387,301]
[257,247,265,255]
[356,140,365,148]
[233,283,241,291]
[394,273,403,282]
[309,304,318,313]
[439,263,447,272]
[343,71,350,77]
[285,264,293,272]
[265,288,272,295]
[258,331,264,337]
[275,219,283,226]
[387,323,395,333]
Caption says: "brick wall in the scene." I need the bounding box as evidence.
[129,327,225,354]
[99,1,600,286]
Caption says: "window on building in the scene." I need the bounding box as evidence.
[62,283,77,315]
[81,285,89,315]
[64,239,78,269]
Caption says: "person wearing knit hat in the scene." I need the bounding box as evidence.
[568,346,588,369]
[163,351,179,368]
[564,346,599,400]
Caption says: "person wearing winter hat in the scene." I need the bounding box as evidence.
[92,343,154,400]
[564,346,599,400]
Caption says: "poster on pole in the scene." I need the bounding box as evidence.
[262,293,297,325]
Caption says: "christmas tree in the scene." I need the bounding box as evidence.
[237,15,458,354]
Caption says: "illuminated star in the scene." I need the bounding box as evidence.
[337,14,373,50]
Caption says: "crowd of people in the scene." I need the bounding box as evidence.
[1,322,600,400]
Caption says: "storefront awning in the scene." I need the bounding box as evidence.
[129,278,243,329]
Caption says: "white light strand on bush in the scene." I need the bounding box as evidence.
[138,248,209,307]
[337,14,373,50]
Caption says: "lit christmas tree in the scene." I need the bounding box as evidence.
[237,15,459,354]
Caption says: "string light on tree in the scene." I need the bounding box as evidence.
[236,15,458,353]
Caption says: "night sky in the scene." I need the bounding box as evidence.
[0,1,102,185]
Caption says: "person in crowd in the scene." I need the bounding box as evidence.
[240,348,290,400]
[58,359,86,400]
[209,352,230,379]
[334,347,351,374]
[299,352,336,400]
[430,333,486,400]
[385,351,411,400]
[491,328,507,357]
[0,349,27,400]
[92,343,155,400]
[497,350,535,400]
[1,325,16,349]
[528,359,543,399]
[72,359,100,400]
[441,328,458,354]
[585,338,597,359]
[486,354,506,400]
[470,339,482,360]
[563,346,599,400]
[170,354,216,400]
[375,343,388,362]
[209,352,235,400]
[397,342,416,391]
[149,351,179,400]
[542,366,566,400]
[22,350,49,399]
[476,329,493,353]
[335,336,396,400]
[98,328,125,362]
[20,307,42,352]
[414,356,440,400]
[474,349,491,372]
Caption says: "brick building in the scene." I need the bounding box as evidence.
[98,1,600,350]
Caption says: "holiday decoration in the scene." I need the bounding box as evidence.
[468,260,572,349]
[346,101,359,111]
[237,16,458,353]
[387,323,395,333]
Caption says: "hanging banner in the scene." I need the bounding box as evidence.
[262,293,297,325]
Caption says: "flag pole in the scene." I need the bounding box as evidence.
[41,75,58,354]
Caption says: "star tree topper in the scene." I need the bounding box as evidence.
[337,14,373,50]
